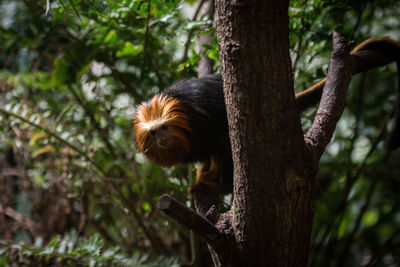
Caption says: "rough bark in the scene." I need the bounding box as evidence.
[304,33,354,161]
[215,1,313,266]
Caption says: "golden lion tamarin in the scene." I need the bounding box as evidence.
[133,37,400,194]
[134,74,232,194]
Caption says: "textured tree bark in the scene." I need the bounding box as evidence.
[215,1,314,266]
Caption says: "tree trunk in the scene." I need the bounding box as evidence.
[215,1,314,266]
[160,1,355,266]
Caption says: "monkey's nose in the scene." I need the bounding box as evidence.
[157,137,169,148]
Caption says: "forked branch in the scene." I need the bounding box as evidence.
[304,32,354,161]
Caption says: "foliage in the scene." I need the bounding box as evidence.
[0,0,204,264]
[0,0,400,266]
[0,233,178,266]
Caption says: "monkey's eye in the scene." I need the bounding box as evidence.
[149,129,156,136]
[161,124,168,131]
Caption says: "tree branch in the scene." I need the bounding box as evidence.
[197,0,215,77]
[304,32,354,161]
[158,194,221,242]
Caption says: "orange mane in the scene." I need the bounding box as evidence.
[133,94,193,167]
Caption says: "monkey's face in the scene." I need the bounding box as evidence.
[133,95,193,166]
[144,120,173,149]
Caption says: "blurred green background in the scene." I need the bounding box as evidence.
[0,0,399,266]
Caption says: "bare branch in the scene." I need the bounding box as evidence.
[304,32,354,161]
[158,194,221,242]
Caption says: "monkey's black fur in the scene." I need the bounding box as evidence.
[161,74,233,189]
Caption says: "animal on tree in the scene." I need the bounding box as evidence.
[133,37,400,194]
[134,74,232,194]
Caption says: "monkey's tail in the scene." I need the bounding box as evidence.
[296,37,400,111]
[295,37,400,150]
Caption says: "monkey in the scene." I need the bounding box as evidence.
[134,37,400,194]
[134,74,232,194]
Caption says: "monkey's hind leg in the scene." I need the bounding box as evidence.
[188,156,227,194]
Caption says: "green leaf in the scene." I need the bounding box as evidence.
[208,49,219,61]
[116,42,143,58]
[39,236,60,255]
[104,30,118,44]
[184,0,197,4]
[362,209,379,227]
[142,202,152,212]
[51,56,69,87]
